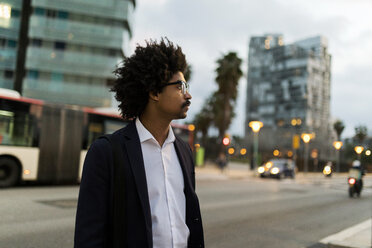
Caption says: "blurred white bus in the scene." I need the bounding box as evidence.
[0,89,128,187]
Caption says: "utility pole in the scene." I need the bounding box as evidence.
[14,0,32,94]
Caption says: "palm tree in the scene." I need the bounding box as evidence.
[333,120,345,140]
[354,125,367,144]
[184,65,192,82]
[193,96,214,147]
[214,52,243,154]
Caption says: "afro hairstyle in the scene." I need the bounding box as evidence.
[111,38,187,119]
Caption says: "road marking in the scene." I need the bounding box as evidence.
[320,218,371,247]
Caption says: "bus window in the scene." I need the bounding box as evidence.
[87,122,103,149]
[104,119,126,134]
[0,111,35,147]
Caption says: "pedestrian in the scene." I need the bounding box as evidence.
[216,152,227,173]
[74,38,204,248]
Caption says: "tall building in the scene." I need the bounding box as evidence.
[0,0,135,107]
[245,34,332,159]
[0,1,20,90]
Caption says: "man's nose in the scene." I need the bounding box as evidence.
[185,91,192,99]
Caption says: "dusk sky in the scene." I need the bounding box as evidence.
[129,0,372,138]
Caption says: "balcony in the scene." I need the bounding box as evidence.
[29,16,128,49]
[32,0,134,26]
[23,79,112,107]
[0,48,16,70]
[0,17,20,39]
[0,78,13,89]
[25,47,121,78]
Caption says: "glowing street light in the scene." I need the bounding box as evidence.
[249,121,263,170]
[240,148,247,156]
[354,146,364,160]
[354,146,364,154]
[366,150,371,156]
[188,124,195,131]
[228,148,235,155]
[333,141,343,173]
[301,133,313,173]
[249,121,263,133]
[333,141,343,150]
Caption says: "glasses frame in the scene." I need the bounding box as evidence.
[162,80,189,95]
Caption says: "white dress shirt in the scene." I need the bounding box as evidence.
[135,118,190,248]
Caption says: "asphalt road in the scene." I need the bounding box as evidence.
[0,174,371,248]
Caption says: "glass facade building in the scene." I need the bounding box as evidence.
[0,0,21,90]
[0,0,135,107]
[245,34,332,159]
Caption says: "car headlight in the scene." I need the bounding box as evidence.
[323,166,331,174]
[258,166,265,174]
[271,167,280,174]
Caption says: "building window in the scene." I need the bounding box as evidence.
[51,73,63,81]
[46,9,57,18]
[31,39,42,47]
[0,38,5,47]
[11,8,20,17]
[54,41,66,50]
[33,7,45,16]
[0,4,11,19]
[57,11,68,19]
[4,70,13,79]
[7,39,16,48]
[27,70,39,79]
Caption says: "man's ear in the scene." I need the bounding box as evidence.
[149,91,159,102]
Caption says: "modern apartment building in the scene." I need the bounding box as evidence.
[245,34,332,159]
[0,0,135,107]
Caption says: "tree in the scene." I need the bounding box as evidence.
[184,65,192,82]
[354,125,367,144]
[214,52,243,154]
[193,95,214,146]
[333,120,345,140]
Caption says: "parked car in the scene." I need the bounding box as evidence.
[257,159,296,179]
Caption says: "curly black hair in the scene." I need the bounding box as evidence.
[111,38,187,119]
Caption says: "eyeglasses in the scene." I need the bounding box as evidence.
[162,80,190,95]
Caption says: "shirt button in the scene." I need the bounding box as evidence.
[194,218,199,221]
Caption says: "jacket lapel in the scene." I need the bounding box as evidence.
[121,121,152,241]
[174,137,194,193]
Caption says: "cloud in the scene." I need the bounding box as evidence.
[132,0,372,138]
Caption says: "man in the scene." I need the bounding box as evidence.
[74,38,204,248]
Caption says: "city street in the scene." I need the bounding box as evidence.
[0,167,371,248]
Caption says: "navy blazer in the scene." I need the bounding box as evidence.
[74,121,204,248]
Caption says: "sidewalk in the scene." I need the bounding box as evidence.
[195,161,372,248]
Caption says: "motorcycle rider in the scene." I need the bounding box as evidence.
[349,160,366,190]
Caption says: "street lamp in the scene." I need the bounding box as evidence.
[240,148,247,156]
[249,121,263,170]
[333,141,343,173]
[228,147,235,155]
[301,133,313,173]
[354,146,364,160]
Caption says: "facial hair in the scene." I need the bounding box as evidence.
[181,100,191,109]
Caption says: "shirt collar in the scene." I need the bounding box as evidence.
[135,118,176,145]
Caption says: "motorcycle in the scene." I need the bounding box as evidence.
[348,177,362,198]
[322,163,332,177]
[348,165,363,198]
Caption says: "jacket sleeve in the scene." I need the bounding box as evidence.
[74,139,112,248]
